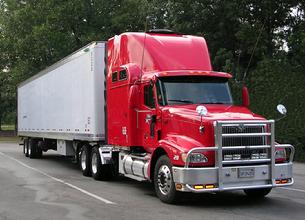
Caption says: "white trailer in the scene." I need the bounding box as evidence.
[18,42,107,158]
[18,42,106,141]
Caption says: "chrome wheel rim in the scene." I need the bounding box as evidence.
[91,152,98,174]
[157,165,172,195]
[81,150,87,171]
[28,146,31,156]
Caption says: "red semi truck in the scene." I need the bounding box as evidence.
[18,30,294,203]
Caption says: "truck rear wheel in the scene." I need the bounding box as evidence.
[91,146,112,180]
[24,139,29,157]
[36,141,43,158]
[80,145,91,176]
[28,139,37,159]
[154,155,180,204]
[244,188,272,198]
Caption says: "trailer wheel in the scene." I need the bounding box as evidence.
[36,141,43,158]
[154,155,180,204]
[80,145,91,176]
[24,139,29,157]
[244,188,272,198]
[91,146,112,180]
[28,139,37,159]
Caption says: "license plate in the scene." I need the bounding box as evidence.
[238,168,255,178]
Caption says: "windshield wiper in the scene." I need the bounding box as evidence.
[168,99,194,104]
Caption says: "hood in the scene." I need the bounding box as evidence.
[163,104,265,124]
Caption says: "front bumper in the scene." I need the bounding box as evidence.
[173,162,293,192]
[172,120,295,193]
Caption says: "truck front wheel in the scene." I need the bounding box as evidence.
[80,145,91,177]
[244,188,272,198]
[154,155,180,204]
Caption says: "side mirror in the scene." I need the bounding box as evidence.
[242,86,250,107]
[196,105,208,117]
[277,104,287,115]
[275,104,287,122]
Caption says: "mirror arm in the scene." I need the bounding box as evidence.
[275,114,287,122]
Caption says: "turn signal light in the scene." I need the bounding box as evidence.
[205,184,215,189]
[194,185,204,189]
[176,183,183,190]
[276,179,290,184]
[193,184,216,190]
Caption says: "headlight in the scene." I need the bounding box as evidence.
[189,153,208,163]
[181,152,208,163]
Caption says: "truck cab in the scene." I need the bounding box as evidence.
[107,31,294,203]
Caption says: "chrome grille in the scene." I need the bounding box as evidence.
[222,125,266,147]
[219,124,270,164]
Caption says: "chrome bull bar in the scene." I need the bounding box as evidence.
[175,120,295,193]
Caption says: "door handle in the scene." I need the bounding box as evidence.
[145,114,156,124]
[145,114,152,124]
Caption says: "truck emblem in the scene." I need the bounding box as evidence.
[237,124,245,132]
[173,155,179,160]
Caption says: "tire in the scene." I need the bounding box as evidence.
[154,155,180,204]
[72,143,82,164]
[36,141,43,158]
[80,145,91,177]
[28,139,37,159]
[244,188,272,198]
[91,146,113,180]
[24,139,29,157]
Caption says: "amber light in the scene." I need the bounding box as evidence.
[175,184,183,190]
[194,185,204,189]
[193,184,216,190]
[276,179,290,184]
[205,184,215,189]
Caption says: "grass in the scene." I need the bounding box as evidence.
[0,136,20,142]
[0,124,15,131]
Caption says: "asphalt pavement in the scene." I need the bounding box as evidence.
[0,142,304,220]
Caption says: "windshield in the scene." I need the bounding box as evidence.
[156,76,233,106]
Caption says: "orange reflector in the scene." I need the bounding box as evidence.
[205,184,215,189]
[276,179,289,184]
[281,179,289,184]
[176,184,183,190]
[194,185,204,189]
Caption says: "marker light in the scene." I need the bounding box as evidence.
[224,155,233,161]
[259,153,268,159]
[194,185,204,189]
[251,153,260,159]
[233,154,241,160]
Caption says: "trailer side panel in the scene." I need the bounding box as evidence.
[18,42,106,141]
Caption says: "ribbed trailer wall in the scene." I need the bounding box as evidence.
[18,42,106,141]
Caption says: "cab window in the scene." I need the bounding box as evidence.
[144,85,155,109]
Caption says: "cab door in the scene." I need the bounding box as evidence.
[137,83,159,151]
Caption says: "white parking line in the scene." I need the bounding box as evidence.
[0,151,116,205]
[278,187,305,193]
